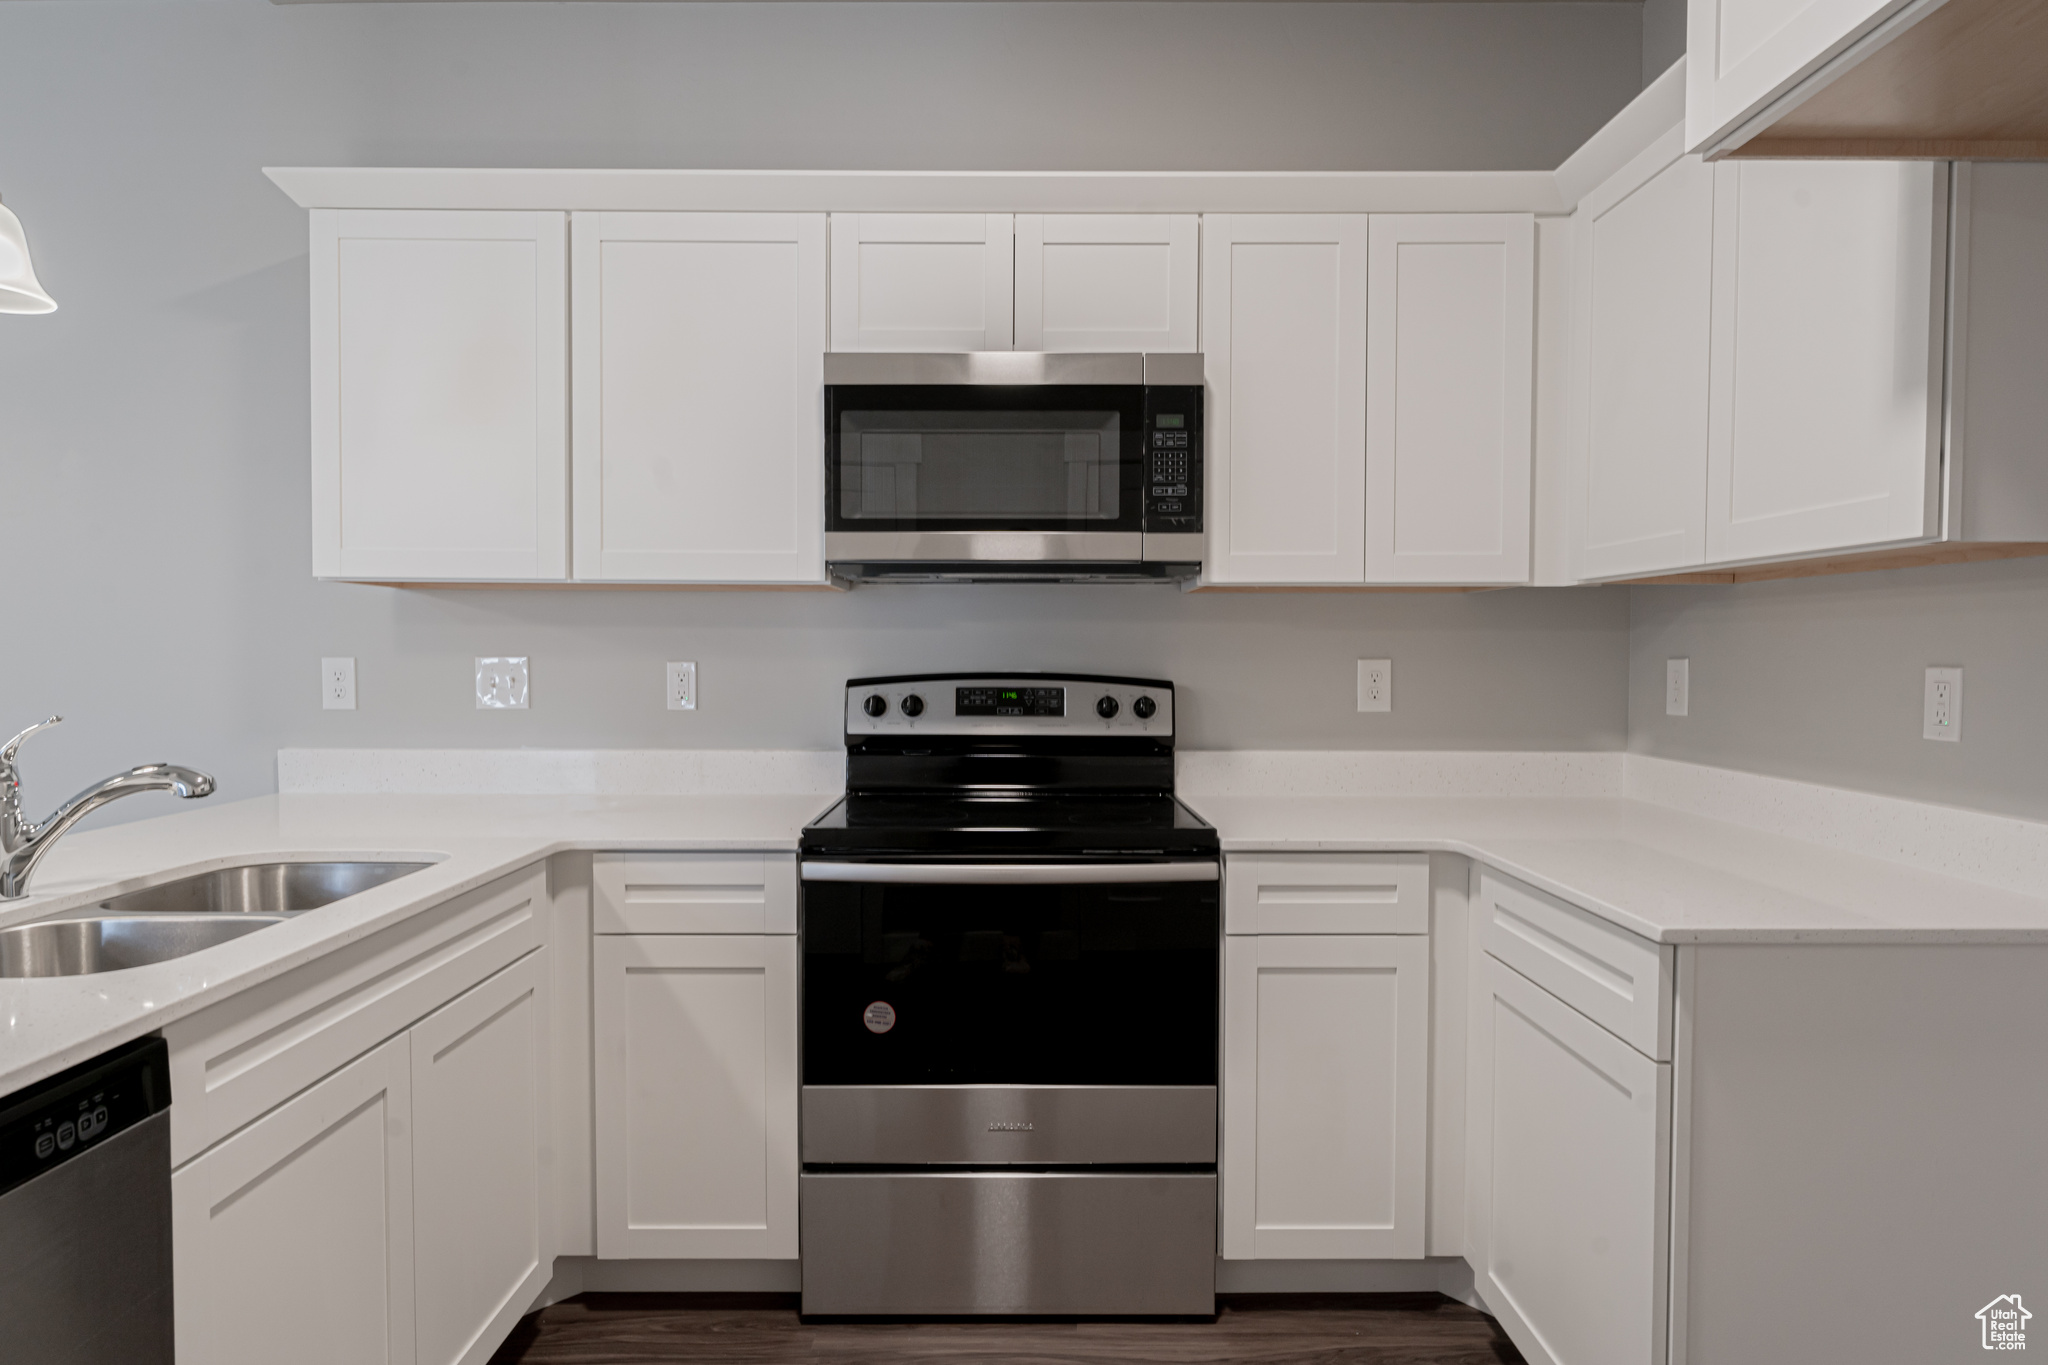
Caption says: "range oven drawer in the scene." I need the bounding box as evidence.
[801,1170,1216,1315]
[802,1084,1216,1165]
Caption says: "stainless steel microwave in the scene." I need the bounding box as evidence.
[822,352,1204,583]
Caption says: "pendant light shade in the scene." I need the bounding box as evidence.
[0,198,57,315]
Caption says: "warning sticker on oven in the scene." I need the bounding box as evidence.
[863,1001,897,1034]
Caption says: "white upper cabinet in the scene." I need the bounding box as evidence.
[1685,0,1910,156]
[1365,214,1534,584]
[1704,160,1945,563]
[830,213,1014,352]
[1571,130,1716,581]
[571,212,827,583]
[310,209,567,582]
[1201,215,1370,584]
[1014,214,1199,353]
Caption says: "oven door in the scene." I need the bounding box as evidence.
[799,858,1219,1165]
[823,384,1147,562]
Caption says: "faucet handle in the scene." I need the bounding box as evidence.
[2,716,62,765]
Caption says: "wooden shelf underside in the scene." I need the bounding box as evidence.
[340,543,2048,591]
[1619,540,2048,584]
[1731,0,2048,158]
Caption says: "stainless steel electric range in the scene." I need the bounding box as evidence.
[797,673,1220,1317]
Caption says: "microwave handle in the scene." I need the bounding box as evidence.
[801,860,1217,885]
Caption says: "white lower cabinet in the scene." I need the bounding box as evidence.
[172,948,552,1365]
[173,1033,418,1365]
[411,950,553,1365]
[1222,933,1431,1259]
[593,933,799,1258]
[1475,956,1671,1365]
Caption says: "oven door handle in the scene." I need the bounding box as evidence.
[801,860,1218,885]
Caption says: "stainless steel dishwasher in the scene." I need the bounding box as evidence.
[0,1035,174,1364]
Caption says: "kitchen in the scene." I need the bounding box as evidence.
[1,2,2045,1363]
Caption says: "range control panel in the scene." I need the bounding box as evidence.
[846,675,1174,737]
[1142,386,1203,536]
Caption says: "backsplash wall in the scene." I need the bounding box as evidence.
[1629,557,2048,823]
[0,0,1643,814]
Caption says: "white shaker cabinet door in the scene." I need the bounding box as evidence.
[410,951,552,1365]
[594,934,799,1259]
[571,212,827,583]
[310,209,567,582]
[1364,214,1534,584]
[1222,934,1430,1260]
[1014,214,1198,353]
[1685,0,1910,156]
[1201,216,1370,584]
[173,1034,416,1365]
[1572,129,1716,581]
[1704,160,1945,565]
[1476,958,1671,1365]
[830,213,1014,352]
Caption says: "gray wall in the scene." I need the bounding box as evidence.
[1630,558,2048,822]
[1641,0,1685,87]
[0,0,1642,814]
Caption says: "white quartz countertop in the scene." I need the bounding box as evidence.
[0,792,832,1096]
[5,775,2047,1097]
[1196,793,2048,946]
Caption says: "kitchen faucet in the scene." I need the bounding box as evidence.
[0,717,216,899]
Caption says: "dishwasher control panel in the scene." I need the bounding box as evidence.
[0,1035,170,1198]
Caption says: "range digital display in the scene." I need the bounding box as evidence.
[956,686,1066,717]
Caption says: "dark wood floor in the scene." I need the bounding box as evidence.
[485,1292,1526,1364]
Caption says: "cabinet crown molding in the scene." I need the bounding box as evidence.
[263,167,1569,216]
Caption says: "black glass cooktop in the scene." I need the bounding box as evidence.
[801,792,1218,856]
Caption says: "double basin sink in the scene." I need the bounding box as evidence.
[0,861,432,978]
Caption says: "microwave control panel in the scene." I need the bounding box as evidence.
[1142,386,1203,536]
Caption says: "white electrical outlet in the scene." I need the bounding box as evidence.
[1924,666,1962,741]
[666,661,698,711]
[321,657,356,711]
[1666,658,1689,717]
[476,657,529,710]
[1357,659,1392,713]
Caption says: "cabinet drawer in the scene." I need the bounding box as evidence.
[1224,854,1429,934]
[166,863,546,1167]
[1478,868,1672,1060]
[593,852,796,934]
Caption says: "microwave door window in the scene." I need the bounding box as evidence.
[840,410,1121,523]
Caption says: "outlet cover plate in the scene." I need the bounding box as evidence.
[1666,658,1689,717]
[667,661,698,711]
[1357,659,1392,713]
[322,657,356,711]
[1924,666,1961,741]
[476,657,530,710]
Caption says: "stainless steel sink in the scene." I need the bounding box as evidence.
[93,861,432,917]
[0,861,433,978]
[0,915,288,978]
